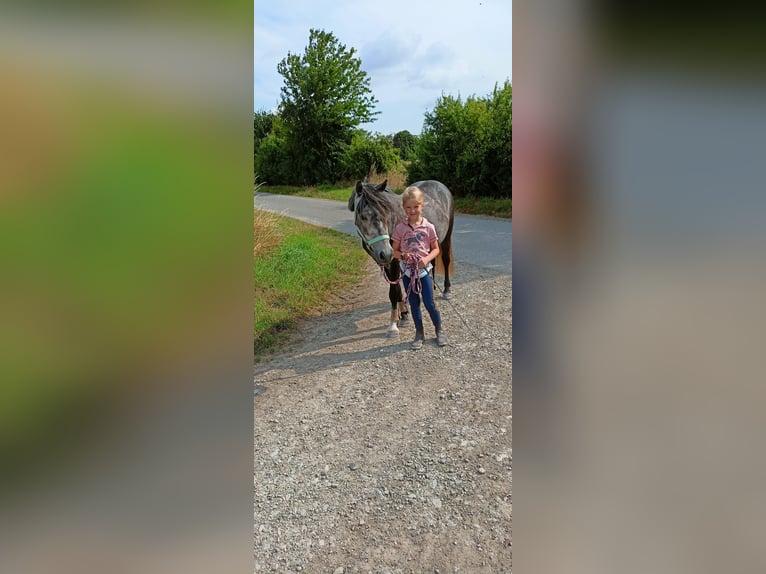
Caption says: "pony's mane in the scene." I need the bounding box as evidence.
[358,182,394,214]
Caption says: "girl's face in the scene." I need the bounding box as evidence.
[404,200,424,220]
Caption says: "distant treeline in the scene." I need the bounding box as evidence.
[254,29,511,198]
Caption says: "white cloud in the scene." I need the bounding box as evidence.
[360,31,414,74]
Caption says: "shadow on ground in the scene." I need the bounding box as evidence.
[255,262,510,382]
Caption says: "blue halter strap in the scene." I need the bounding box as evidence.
[355,224,390,249]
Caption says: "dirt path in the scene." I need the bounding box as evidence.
[254,261,512,573]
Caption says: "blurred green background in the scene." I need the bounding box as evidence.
[0,9,252,478]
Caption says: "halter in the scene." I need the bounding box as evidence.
[353,193,390,249]
[355,224,390,250]
[353,186,392,260]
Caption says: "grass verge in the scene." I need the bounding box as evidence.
[258,185,511,219]
[258,184,352,202]
[254,210,368,360]
[453,196,512,218]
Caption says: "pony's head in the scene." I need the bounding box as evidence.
[348,179,396,265]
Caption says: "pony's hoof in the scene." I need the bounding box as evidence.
[442,291,452,301]
[386,328,399,338]
[397,315,410,328]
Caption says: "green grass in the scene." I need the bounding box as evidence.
[254,214,368,359]
[259,184,353,202]
[259,184,512,219]
[1,85,248,482]
[454,196,512,218]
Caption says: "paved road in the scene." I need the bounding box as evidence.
[254,192,512,273]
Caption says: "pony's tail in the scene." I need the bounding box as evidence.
[434,242,454,276]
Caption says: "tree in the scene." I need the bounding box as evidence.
[484,81,512,196]
[340,131,400,180]
[254,109,276,148]
[392,130,417,161]
[254,115,291,185]
[408,81,511,198]
[277,29,379,184]
[254,109,277,171]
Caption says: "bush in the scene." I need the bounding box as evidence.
[392,130,417,161]
[484,81,512,196]
[340,131,400,181]
[408,81,511,198]
[254,109,276,150]
[254,117,291,185]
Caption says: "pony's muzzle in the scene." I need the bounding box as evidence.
[375,245,394,265]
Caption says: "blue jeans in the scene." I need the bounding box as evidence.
[402,273,442,332]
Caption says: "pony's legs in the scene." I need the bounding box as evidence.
[387,282,404,337]
[387,307,400,337]
[441,238,452,299]
[397,300,410,327]
[396,283,410,326]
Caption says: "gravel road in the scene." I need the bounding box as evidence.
[254,256,512,573]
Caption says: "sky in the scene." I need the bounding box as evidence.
[254,0,512,135]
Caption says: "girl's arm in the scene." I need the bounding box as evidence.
[420,240,440,268]
[392,240,403,260]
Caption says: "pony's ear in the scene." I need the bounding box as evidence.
[349,181,363,211]
[375,180,388,191]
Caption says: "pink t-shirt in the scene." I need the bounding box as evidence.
[392,217,439,275]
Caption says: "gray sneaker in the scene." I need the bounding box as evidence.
[436,329,447,347]
[411,331,425,350]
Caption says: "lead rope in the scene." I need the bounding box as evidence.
[380,255,421,298]
[383,256,481,341]
[402,255,422,299]
[431,275,482,342]
[380,264,401,285]
[379,256,421,322]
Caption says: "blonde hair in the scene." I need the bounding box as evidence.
[401,186,425,206]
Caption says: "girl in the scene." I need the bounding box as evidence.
[391,186,447,349]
